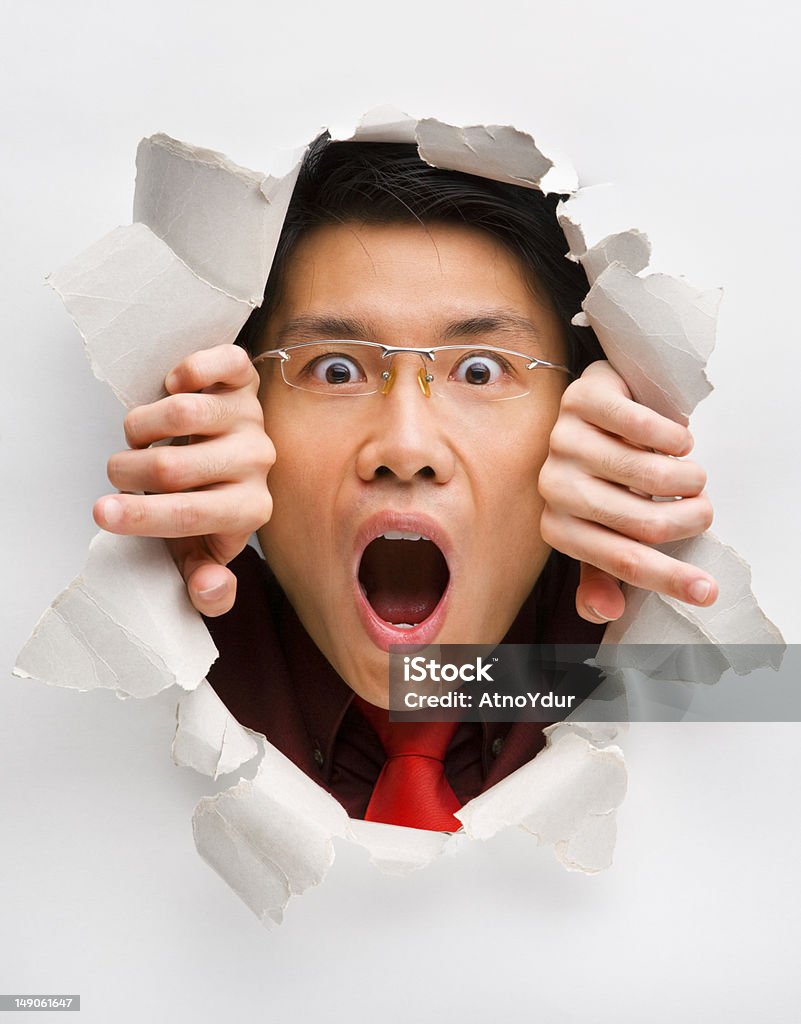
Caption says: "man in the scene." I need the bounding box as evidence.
[94,139,715,829]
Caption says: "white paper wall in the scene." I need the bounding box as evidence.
[2,1,799,1021]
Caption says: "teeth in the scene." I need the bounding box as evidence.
[382,531,425,541]
[392,623,416,629]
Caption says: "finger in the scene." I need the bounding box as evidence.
[93,489,272,539]
[563,433,707,497]
[544,475,714,546]
[165,344,258,395]
[540,507,719,607]
[577,563,626,623]
[186,562,237,616]
[124,390,263,448]
[166,536,238,616]
[562,362,693,456]
[107,432,275,493]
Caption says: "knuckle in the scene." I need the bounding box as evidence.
[179,355,204,390]
[250,492,273,528]
[639,513,672,546]
[123,410,142,446]
[537,461,557,499]
[545,420,572,458]
[150,447,183,491]
[539,505,562,546]
[228,344,252,375]
[700,496,714,530]
[258,433,277,471]
[620,403,649,438]
[245,362,261,392]
[165,394,199,435]
[558,380,584,415]
[611,548,643,586]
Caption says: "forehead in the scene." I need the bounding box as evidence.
[264,221,565,356]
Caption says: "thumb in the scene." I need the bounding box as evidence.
[166,536,237,617]
[576,562,626,623]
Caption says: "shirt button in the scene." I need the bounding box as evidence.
[491,737,504,758]
[313,747,324,768]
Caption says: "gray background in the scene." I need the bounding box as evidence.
[2,1,799,1021]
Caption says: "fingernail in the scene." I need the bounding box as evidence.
[198,581,229,600]
[688,579,711,603]
[164,370,178,392]
[587,605,616,622]
[101,497,123,526]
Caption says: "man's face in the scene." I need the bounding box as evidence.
[255,221,569,707]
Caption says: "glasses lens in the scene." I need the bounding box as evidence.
[271,342,547,401]
[281,342,381,396]
[441,347,531,401]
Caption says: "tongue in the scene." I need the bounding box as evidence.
[359,538,448,626]
[365,586,440,626]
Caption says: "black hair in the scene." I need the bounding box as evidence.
[236,134,603,374]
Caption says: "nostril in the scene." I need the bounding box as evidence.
[373,464,436,479]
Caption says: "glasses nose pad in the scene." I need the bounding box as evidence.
[381,366,397,395]
[417,367,432,398]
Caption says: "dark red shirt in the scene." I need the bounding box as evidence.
[204,546,604,819]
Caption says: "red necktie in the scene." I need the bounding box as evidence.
[354,696,462,832]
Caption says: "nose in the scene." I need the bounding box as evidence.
[355,359,456,484]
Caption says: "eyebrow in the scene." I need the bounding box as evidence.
[440,313,544,345]
[274,315,375,346]
[273,310,546,351]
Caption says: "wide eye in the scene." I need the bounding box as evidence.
[307,353,366,386]
[450,351,508,386]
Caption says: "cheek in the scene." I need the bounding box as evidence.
[477,398,558,494]
[259,401,352,569]
[473,402,559,556]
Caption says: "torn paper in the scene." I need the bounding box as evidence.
[347,819,455,876]
[134,134,302,306]
[346,104,419,144]
[50,136,302,409]
[49,224,252,409]
[172,679,261,778]
[577,264,719,424]
[14,532,217,698]
[557,185,652,283]
[21,107,786,924]
[193,742,350,926]
[334,107,577,195]
[192,723,621,921]
[457,727,627,874]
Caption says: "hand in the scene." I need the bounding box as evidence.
[539,360,717,624]
[93,344,275,617]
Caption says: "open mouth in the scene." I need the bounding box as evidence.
[358,532,450,630]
